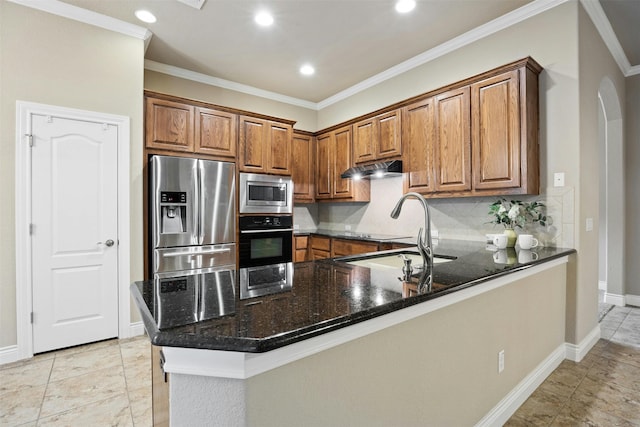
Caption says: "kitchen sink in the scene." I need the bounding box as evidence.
[345,251,455,270]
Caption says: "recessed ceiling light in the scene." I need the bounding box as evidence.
[395,0,416,13]
[255,11,274,26]
[300,64,315,76]
[134,9,157,23]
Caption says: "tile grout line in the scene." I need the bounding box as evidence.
[119,340,137,426]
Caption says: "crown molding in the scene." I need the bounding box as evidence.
[579,0,636,77]
[7,0,152,41]
[144,60,318,110]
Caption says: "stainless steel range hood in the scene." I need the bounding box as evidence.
[340,160,403,179]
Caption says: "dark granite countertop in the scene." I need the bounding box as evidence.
[131,240,575,353]
[294,228,412,243]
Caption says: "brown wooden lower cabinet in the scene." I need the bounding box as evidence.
[294,236,309,262]
[305,235,408,260]
[151,345,170,427]
[309,235,331,260]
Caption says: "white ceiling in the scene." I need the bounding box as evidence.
[31,0,640,107]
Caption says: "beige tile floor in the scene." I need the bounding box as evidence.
[507,304,640,426]
[0,336,151,427]
[1,305,639,426]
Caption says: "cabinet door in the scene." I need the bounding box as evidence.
[239,116,268,173]
[194,107,237,158]
[402,97,435,194]
[471,70,520,190]
[268,122,292,175]
[434,87,471,193]
[145,97,194,152]
[332,126,353,198]
[292,132,315,202]
[353,118,376,164]
[315,133,332,199]
[377,110,402,160]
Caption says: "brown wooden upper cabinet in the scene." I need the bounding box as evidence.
[434,87,472,193]
[353,110,402,164]
[315,126,370,201]
[291,131,315,203]
[145,97,194,152]
[239,116,292,175]
[401,57,540,197]
[194,107,237,158]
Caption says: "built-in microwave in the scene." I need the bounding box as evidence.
[239,173,293,214]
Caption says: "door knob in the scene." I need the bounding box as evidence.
[97,239,115,247]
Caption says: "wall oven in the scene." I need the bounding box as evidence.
[239,215,293,268]
[238,215,294,300]
[239,173,293,214]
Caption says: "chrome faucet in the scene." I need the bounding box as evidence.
[390,192,433,290]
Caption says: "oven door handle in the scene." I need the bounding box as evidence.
[162,248,232,257]
[240,228,294,234]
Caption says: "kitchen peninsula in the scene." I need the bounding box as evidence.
[131,240,575,426]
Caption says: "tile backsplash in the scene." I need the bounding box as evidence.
[294,176,575,248]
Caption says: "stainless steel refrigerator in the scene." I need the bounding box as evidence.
[150,155,236,327]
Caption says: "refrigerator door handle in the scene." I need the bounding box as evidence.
[162,248,232,257]
[196,160,203,245]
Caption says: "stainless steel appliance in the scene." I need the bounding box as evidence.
[240,263,293,300]
[150,155,237,324]
[238,215,294,300]
[239,173,293,214]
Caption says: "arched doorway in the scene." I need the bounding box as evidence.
[598,77,625,307]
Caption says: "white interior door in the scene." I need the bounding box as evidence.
[31,113,119,353]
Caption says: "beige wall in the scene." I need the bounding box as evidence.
[0,2,145,348]
[625,74,640,297]
[144,70,318,131]
[574,4,626,341]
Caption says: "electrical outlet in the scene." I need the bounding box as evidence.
[553,172,565,187]
[498,350,505,373]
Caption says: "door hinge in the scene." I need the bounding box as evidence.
[30,312,34,324]
[25,134,33,147]
[29,224,34,235]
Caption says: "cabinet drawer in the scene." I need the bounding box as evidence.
[295,236,309,250]
[310,236,331,252]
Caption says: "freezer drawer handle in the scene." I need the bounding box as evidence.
[240,228,294,234]
[162,248,232,257]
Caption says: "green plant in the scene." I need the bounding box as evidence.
[488,199,547,229]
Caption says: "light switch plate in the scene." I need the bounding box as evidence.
[586,218,594,232]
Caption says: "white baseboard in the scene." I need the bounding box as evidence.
[626,294,640,307]
[475,344,566,427]
[565,325,600,362]
[605,292,626,306]
[0,345,18,365]
[129,321,145,337]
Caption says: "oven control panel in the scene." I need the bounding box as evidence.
[239,215,293,230]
